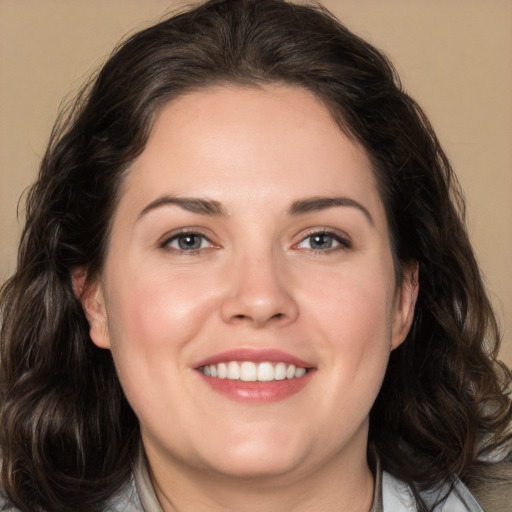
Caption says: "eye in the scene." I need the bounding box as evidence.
[296,231,350,251]
[163,232,213,252]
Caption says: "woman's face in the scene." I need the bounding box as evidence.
[84,85,417,482]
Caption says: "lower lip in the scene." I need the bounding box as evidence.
[198,371,315,403]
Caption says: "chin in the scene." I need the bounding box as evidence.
[208,454,303,481]
[197,436,308,480]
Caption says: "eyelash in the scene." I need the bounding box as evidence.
[160,230,215,254]
[295,229,352,253]
[159,229,352,255]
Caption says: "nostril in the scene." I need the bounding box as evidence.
[221,290,299,327]
[231,312,285,325]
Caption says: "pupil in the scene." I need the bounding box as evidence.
[312,234,332,249]
[179,235,201,250]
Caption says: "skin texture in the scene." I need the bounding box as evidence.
[82,85,418,512]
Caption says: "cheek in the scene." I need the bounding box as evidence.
[312,284,392,387]
[303,258,396,342]
[104,262,223,360]
[300,258,395,400]
[101,265,224,429]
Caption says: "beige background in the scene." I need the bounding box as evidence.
[1,1,511,365]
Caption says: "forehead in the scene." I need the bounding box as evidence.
[116,84,385,226]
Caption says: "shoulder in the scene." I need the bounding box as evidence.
[469,411,512,512]
[101,476,145,512]
[465,460,512,512]
[0,503,20,511]
[0,479,144,512]
[382,471,484,512]
[0,492,20,511]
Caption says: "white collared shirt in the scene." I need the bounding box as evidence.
[382,471,484,512]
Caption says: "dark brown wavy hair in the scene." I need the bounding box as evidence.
[1,0,510,510]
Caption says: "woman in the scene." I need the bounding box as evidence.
[1,0,510,510]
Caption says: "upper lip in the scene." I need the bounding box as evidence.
[194,348,315,369]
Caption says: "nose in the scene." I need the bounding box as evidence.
[220,251,299,328]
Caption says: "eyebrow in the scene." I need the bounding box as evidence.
[137,196,227,220]
[289,196,374,226]
[137,194,374,225]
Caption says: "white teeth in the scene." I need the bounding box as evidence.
[240,361,257,381]
[257,362,274,382]
[227,361,240,379]
[274,362,287,380]
[295,367,306,378]
[217,362,227,379]
[201,361,308,381]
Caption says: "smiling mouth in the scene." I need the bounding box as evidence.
[200,361,308,381]
[195,349,315,402]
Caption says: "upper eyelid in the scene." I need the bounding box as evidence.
[160,227,211,238]
[296,227,351,242]
[159,229,214,247]
[156,226,351,248]
[293,230,353,252]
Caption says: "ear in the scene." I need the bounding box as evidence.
[72,267,111,350]
[391,261,419,350]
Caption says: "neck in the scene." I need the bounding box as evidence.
[143,438,375,512]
